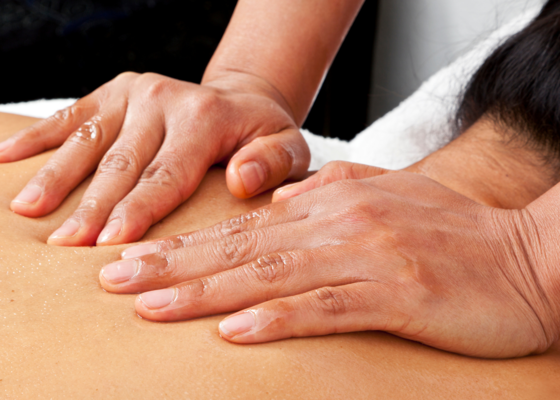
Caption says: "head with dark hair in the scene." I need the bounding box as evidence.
[456,0,560,170]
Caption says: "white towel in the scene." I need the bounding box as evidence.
[0,98,77,119]
[302,5,540,170]
[0,5,539,171]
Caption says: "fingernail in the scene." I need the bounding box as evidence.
[239,161,265,195]
[219,311,256,337]
[0,138,15,153]
[121,243,159,259]
[97,218,122,244]
[139,288,176,309]
[101,259,139,284]
[13,184,42,204]
[49,219,80,239]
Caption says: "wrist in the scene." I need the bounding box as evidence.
[524,190,560,338]
[479,206,560,351]
[202,70,298,124]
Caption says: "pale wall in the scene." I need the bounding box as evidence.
[368,0,546,123]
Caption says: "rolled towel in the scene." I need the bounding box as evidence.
[303,5,540,170]
[0,98,77,119]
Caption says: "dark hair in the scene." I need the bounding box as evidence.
[456,0,560,166]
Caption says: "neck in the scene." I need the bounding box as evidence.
[407,119,555,209]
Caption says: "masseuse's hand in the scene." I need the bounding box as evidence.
[99,163,560,358]
[0,72,309,246]
[0,0,366,247]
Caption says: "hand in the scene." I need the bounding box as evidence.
[0,72,309,246]
[98,163,560,358]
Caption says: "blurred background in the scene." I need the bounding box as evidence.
[0,0,545,140]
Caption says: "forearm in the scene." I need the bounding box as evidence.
[202,0,364,125]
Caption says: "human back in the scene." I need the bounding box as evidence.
[0,112,559,399]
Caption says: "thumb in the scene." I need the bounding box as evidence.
[272,161,392,202]
[226,129,311,199]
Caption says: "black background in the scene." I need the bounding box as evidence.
[0,0,378,140]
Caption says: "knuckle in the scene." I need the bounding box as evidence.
[34,163,63,187]
[323,161,346,174]
[139,72,160,81]
[142,252,177,279]
[318,161,350,185]
[74,198,103,217]
[112,197,146,220]
[183,277,209,301]
[51,106,75,126]
[156,237,183,252]
[115,71,139,81]
[330,200,378,228]
[248,252,296,286]
[159,252,176,277]
[177,229,213,247]
[219,231,256,264]
[177,209,273,247]
[327,161,351,174]
[214,218,244,238]
[215,209,272,236]
[98,147,139,175]
[139,161,179,188]
[349,162,369,178]
[43,104,84,132]
[189,90,221,115]
[68,116,104,150]
[143,76,169,99]
[312,287,351,316]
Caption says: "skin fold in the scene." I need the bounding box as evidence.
[2,112,560,398]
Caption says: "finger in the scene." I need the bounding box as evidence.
[120,199,311,259]
[226,128,311,199]
[132,246,355,321]
[273,161,392,202]
[0,72,138,163]
[0,97,98,163]
[101,220,320,293]
[47,104,164,246]
[95,123,218,245]
[10,100,127,218]
[219,282,398,344]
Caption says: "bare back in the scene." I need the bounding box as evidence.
[1,113,559,399]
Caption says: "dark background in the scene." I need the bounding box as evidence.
[0,0,378,141]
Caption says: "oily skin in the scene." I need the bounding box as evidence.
[1,112,560,399]
[101,119,560,358]
[0,0,363,248]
